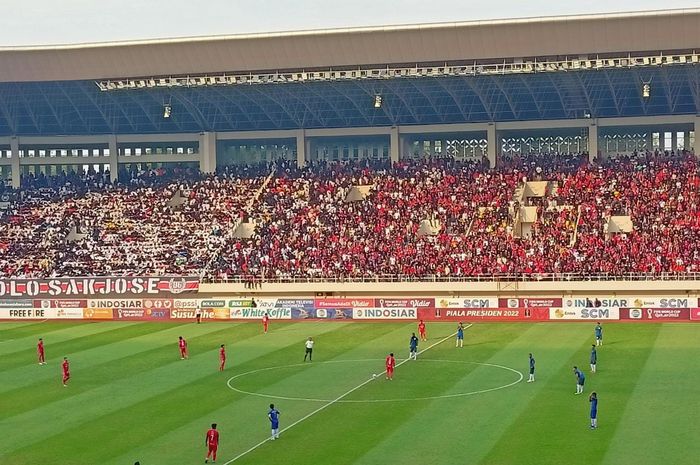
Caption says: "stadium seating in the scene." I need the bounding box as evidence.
[1,152,698,280]
[0,166,267,277]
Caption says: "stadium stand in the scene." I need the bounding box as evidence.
[213,151,699,281]
[2,151,697,281]
[0,165,268,277]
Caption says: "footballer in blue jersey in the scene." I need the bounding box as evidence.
[574,366,586,394]
[409,333,419,360]
[589,392,598,429]
[456,323,464,348]
[594,323,603,346]
[268,404,281,440]
[590,344,597,373]
[527,353,535,382]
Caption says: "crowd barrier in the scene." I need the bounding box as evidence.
[1,295,698,322]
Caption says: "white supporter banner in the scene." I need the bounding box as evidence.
[352,308,417,320]
[549,308,620,320]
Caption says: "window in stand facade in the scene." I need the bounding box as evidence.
[676,132,685,151]
[664,132,672,151]
[602,133,649,154]
[406,137,486,160]
[444,138,487,159]
[501,135,587,155]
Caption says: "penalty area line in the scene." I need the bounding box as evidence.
[222,323,473,464]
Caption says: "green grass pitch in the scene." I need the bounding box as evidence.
[1,320,699,465]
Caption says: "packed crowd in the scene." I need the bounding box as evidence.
[213,151,700,280]
[0,165,268,277]
[1,151,698,279]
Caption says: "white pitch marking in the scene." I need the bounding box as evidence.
[227,358,523,402]
[222,324,472,464]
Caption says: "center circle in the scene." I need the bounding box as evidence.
[226,359,523,403]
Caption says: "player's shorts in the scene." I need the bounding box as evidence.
[590,411,597,419]
[596,335,602,340]
[410,347,417,352]
[579,379,585,386]
[386,367,394,374]
[457,334,464,339]
[208,445,218,452]
[529,368,535,374]
[305,348,312,353]
[271,422,279,429]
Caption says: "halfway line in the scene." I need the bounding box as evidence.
[222,323,473,464]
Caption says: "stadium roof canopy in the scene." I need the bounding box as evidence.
[0,9,699,136]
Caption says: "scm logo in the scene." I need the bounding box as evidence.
[581,308,610,318]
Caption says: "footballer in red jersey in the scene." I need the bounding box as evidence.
[262,313,269,334]
[219,344,226,371]
[418,320,427,341]
[204,423,219,463]
[385,353,396,380]
[37,338,46,365]
[62,357,70,386]
[178,336,188,359]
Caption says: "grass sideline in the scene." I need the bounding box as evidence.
[0,321,698,465]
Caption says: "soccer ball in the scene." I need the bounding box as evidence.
[372,374,377,379]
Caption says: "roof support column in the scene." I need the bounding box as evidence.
[694,116,700,155]
[390,126,400,164]
[199,132,217,174]
[107,135,118,183]
[588,122,598,163]
[487,123,497,168]
[296,129,306,168]
[10,137,19,189]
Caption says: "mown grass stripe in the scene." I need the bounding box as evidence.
[0,321,140,361]
[477,323,662,465]
[222,323,515,465]
[0,321,70,340]
[0,322,358,460]
[0,321,228,394]
[600,324,700,465]
[0,322,255,419]
[83,323,410,465]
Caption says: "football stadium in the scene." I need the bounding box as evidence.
[1,6,700,465]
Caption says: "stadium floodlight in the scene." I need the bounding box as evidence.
[642,83,651,99]
[374,95,383,108]
[163,103,172,119]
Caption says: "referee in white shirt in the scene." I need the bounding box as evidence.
[304,337,314,362]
